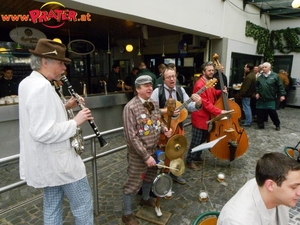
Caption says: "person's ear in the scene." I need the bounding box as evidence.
[265,179,276,192]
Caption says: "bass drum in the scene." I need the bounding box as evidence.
[152,173,173,197]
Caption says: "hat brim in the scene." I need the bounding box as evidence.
[29,49,71,64]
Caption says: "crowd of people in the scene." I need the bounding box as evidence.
[14,38,300,225]
[238,62,289,131]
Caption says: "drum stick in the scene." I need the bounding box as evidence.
[156,164,179,171]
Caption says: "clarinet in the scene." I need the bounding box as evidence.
[54,81,85,155]
[61,75,108,147]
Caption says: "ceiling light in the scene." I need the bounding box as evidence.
[137,37,141,56]
[292,0,300,8]
[15,44,22,50]
[53,38,62,43]
[126,44,133,52]
[0,47,7,53]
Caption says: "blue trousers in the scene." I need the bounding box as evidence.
[242,97,252,125]
[43,176,93,225]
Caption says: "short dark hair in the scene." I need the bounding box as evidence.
[167,63,176,70]
[112,64,120,69]
[3,66,13,72]
[255,152,300,187]
[246,63,254,71]
[132,67,139,72]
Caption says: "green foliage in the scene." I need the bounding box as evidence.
[245,21,300,64]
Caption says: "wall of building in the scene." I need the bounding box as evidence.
[270,18,300,78]
[58,0,266,43]
[65,0,268,72]
[42,0,300,79]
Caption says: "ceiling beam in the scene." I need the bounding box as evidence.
[244,0,277,2]
[262,7,300,15]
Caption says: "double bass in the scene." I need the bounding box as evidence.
[207,54,248,161]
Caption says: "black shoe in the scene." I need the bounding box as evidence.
[256,126,265,129]
[170,174,186,185]
[140,198,156,208]
[276,126,280,131]
[186,162,201,171]
[241,124,251,127]
[193,157,203,163]
[122,214,139,225]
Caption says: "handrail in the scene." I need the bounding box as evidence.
[0,122,191,215]
[0,126,125,215]
[0,154,20,164]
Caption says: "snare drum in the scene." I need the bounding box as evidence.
[152,173,173,197]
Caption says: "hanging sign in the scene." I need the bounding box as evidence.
[9,27,47,47]
[67,39,95,55]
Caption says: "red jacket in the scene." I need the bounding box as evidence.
[191,77,222,130]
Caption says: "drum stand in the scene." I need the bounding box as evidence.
[191,135,226,205]
[136,168,172,225]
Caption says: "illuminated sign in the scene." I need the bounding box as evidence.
[1,1,91,29]
[9,27,47,47]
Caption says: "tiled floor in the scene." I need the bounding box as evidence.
[0,106,300,224]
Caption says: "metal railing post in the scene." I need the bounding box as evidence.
[91,138,99,215]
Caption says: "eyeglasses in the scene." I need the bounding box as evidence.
[165,75,176,80]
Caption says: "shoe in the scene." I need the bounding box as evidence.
[140,198,155,208]
[256,126,265,129]
[122,214,139,225]
[187,162,201,171]
[193,157,203,163]
[276,126,280,131]
[170,174,186,185]
[241,124,251,127]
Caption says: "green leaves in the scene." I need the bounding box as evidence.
[245,21,300,64]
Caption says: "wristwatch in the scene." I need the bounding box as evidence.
[195,103,202,110]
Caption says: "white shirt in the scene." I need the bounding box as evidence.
[151,84,198,112]
[19,71,86,188]
[217,178,289,225]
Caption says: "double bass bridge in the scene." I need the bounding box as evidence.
[224,128,234,132]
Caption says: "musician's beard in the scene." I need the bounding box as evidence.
[203,74,213,81]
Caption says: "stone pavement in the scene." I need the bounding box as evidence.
[0,107,300,225]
